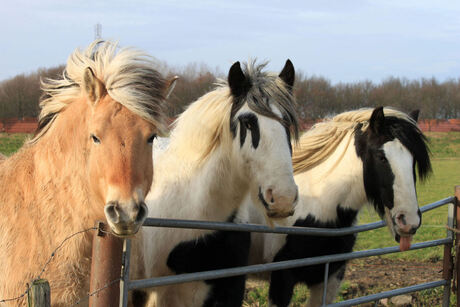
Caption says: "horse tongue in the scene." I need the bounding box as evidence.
[399,236,412,252]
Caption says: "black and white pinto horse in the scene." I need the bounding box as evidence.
[238,107,431,307]
[132,60,300,307]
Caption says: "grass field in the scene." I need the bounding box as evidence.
[1,131,459,305]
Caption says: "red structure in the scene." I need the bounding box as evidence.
[2,118,460,134]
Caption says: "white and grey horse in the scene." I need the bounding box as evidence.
[132,60,300,307]
[239,107,431,307]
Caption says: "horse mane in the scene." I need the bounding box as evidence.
[292,107,427,175]
[168,60,299,164]
[30,40,168,143]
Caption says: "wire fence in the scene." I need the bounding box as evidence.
[0,226,122,306]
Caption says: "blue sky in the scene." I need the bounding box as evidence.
[1,0,460,84]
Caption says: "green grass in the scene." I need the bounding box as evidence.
[0,133,31,156]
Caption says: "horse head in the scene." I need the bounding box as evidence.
[228,60,299,219]
[355,107,431,250]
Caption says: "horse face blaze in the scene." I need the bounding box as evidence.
[382,140,420,244]
[235,107,297,219]
[88,97,155,236]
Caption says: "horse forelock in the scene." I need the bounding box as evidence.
[292,107,422,175]
[30,40,168,144]
[228,60,299,141]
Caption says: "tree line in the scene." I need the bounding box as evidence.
[1,62,459,121]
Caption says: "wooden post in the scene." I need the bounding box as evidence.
[455,186,460,307]
[28,279,50,307]
[89,221,123,307]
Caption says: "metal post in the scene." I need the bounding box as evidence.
[442,200,454,307]
[322,262,330,306]
[89,221,123,307]
[455,186,460,307]
[119,239,132,307]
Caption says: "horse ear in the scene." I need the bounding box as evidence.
[409,109,420,122]
[279,59,295,89]
[369,106,385,134]
[228,61,250,98]
[83,67,105,105]
[165,76,179,99]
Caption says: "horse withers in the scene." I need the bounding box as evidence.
[239,107,431,307]
[132,60,299,307]
[0,40,175,306]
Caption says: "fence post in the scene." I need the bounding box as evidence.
[89,221,123,307]
[455,186,460,307]
[28,279,50,307]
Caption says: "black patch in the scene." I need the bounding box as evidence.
[167,213,251,307]
[354,107,432,217]
[238,113,260,149]
[131,290,148,306]
[268,206,358,307]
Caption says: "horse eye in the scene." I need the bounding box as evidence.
[90,134,101,144]
[380,156,388,163]
[147,134,157,144]
[245,121,252,130]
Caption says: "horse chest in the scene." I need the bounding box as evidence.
[273,205,358,285]
[166,229,251,306]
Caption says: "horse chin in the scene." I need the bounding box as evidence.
[108,223,142,238]
[266,210,295,219]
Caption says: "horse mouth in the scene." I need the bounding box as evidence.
[109,224,141,237]
[266,210,295,218]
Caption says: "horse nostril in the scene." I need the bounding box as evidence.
[265,188,274,203]
[409,226,418,235]
[104,201,120,222]
[135,202,148,223]
[397,214,407,226]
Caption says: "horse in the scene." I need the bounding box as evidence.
[0,40,176,306]
[132,59,300,307]
[238,107,431,307]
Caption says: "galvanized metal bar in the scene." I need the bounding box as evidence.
[128,238,451,290]
[119,239,132,307]
[325,280,448,307]
[322,262,330,306]
[142,198,454,237]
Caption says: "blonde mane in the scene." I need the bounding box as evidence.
[168,86,234,164]
[31,40,168,143]
[292,108,416,174]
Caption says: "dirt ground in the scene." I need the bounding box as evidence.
[245,257,450,306]
[342,257,447,306]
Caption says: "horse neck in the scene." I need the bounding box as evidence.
[152,140,248,221]
[293,132,367,222]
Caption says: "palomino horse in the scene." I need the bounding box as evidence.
[132,60,300,307]
[239,107,431,307]
[0,40,175,306]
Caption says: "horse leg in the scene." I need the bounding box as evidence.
[203,275,246,307]
[307,266,345,307]
[268,269,296,307]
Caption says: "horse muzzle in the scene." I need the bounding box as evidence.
[258,186,298,219]
[104,201,148,237]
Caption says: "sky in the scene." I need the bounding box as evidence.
[1,0,460,84]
